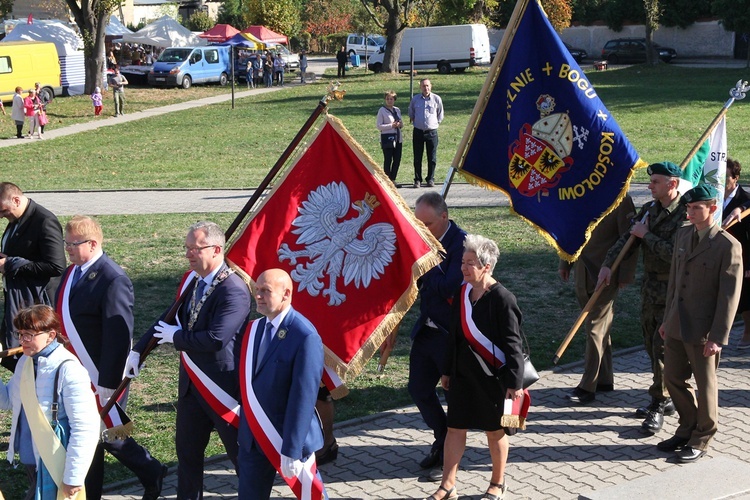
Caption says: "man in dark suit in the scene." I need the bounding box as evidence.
[561,195,638,404]
[237,268,327,499]
[383,192,466,475]
[126,221,252,500]
[56,215,166,500]
[721,157,750,348]
[658,185,742,463]
[0,182,66,371]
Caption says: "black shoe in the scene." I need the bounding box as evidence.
[419,448,442,469]
[676,446,706,463]
[657,435,690,452]
[567,387,595,405]
[636,398,675,418]
[641,410,664,433]
[315,439,339,465]
[596,383,614,392]
[142,464,168,500]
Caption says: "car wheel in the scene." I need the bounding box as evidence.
[438,62,451,74]
[608,54,619,64]
[181,75,192,89]
[348,49,355,56]
[372,62,383,73]
[40,87,54,102]
[219,73,228,86]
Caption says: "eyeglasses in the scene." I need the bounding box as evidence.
[64,240,92,248]
[13,330,51,342]
[183,245,218,254]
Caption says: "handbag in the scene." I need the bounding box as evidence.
[38,110,49,126]
[488,295,540,389]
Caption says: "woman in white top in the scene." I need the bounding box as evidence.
[376,90,403,182]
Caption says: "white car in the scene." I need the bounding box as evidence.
[269,44,299,72]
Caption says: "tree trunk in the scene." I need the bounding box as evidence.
[383,4,404,74]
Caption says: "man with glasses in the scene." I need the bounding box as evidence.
[126,221,251,499]
[0,182,66,371]
[56,215,167,500]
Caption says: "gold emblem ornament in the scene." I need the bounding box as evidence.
[277,328,287,340]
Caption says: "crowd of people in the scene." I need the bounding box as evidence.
[6,84,50,140]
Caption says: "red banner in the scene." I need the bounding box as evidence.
[227,116,440,391]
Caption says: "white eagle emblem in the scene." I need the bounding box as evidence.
[278,182,397,306]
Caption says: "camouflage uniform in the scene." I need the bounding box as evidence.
[603,195,689,400]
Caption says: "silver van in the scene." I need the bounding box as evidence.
[346,33,386,56]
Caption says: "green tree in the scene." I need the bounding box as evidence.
[0,0,13,19]
[245,0,303,37]
[65,0,120,93]
[491,0,570,30]
[186,11,216,31]
[218,0,247,28]
[713,0,750,67]
[660,0,711,29]
[570,0,605,25]
[643,0,660,65]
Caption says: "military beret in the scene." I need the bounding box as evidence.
[682,184,719,203]
[647,161,682,177]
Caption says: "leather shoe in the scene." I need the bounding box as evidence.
[142,464,168,500]
[567,387,595,405]
[676,446,706,463]
[419,448,443,469]
[657,435,690,452]
[635,398,675,418]
[316,439,339,466]
[641,410,664,433]
[596,383,614,392]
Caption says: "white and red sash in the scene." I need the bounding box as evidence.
[460,283,506,370]
[56,266,129,430]
[240,319,325,500]
[175,270,241,428]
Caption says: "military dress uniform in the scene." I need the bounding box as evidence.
[602,175,689,429]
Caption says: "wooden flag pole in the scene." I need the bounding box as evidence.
[102,85,345,416]
[0,346,22,358]
[723,206,750,231]
[553,79,750,365]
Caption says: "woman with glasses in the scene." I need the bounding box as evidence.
[0,305,99,500]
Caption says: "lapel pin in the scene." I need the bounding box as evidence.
[277,328,287,340]
[87,271,98,281]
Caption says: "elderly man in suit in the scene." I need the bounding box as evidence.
[0,182,66,371]
[126,221,252,500]
[561,195,638,404]
[56,215,166,500]
[657,185,742,463]
[237,268,327,499]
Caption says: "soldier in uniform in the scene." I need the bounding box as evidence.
[597,161,689,433]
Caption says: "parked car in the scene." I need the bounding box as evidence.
[268,43,299,72]
[564,42,587,63]
[149,46,231,89]
[601,38,677,64]
[0,41,60,103]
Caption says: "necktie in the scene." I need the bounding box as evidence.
[692,231,700,251]
[195,279,207,301]
[71,266,82,287]
[257,322,273,368]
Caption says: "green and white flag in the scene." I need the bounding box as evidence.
[681,116,727,224]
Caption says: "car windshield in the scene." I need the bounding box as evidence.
[372,35,386,46]
[158,49,192,63]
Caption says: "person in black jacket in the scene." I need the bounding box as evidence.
[336,46,348,78]
[721,157,750,348]
[0,182,65,371]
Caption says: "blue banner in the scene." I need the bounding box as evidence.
[458,0,646,260]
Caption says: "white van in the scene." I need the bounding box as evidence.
[367,24,491,74]
[346,33,386,56]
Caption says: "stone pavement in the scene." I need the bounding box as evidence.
[102,330,750,500]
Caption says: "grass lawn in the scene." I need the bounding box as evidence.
[0,62,741,495]
[1,65,749,190]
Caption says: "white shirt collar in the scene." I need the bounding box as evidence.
[79,250,104,274]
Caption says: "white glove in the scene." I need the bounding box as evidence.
[96,386,116,407]
[280,454,303,479]
[154,320,180,345]
[124,350,143,378]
